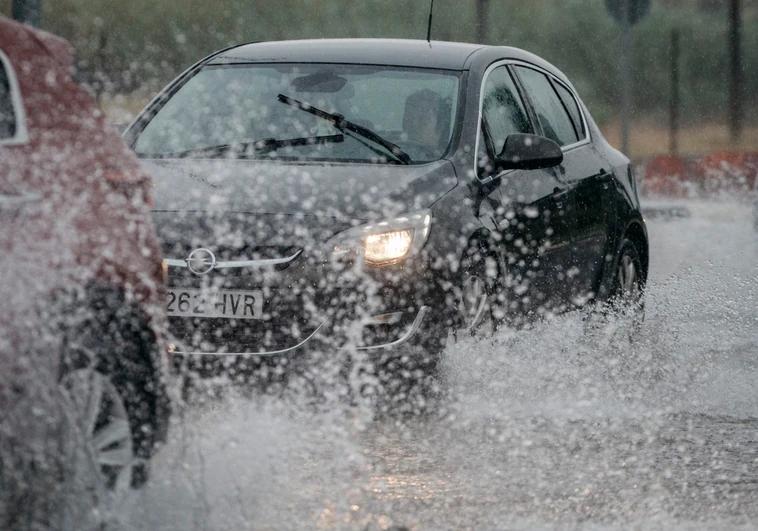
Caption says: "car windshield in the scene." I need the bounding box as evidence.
[133,64,460,164]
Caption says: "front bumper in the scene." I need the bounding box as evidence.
[168,304,431,357]
[164,245,447,363]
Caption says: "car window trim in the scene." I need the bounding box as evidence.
[505,63,542,137]
[474,60,535,183]
[541,75,582,145]
[513,65,580,147]
[0,49,29,146]
[510,63,590,152]
[476,60,589,183]
[548,76,586,145]
[514,61,591,153]
[475,60,591,181]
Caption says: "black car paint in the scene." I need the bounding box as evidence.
[147,158,458,220]
[126,39,647,363]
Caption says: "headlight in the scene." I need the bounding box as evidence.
[329,210,432,266]
[364,229,414,263]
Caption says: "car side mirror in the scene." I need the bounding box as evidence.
[495,133,563,171]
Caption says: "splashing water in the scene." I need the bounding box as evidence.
[118,199,758,530]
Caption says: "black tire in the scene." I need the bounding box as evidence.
[581,238,645,349]
[55,285,169,490]
[608,238,645,313]
[589,237,645,339]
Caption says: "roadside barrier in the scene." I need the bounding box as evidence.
[639,152,758,200]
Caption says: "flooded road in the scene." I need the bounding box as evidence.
[124,199,758,530]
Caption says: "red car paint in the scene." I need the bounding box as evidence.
[0,17,168,369]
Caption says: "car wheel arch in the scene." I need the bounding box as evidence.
[458,229,506,275]
[595,219,648,302]
[456,230,510,299]
[622,221,649,288]
[51,282,170,462]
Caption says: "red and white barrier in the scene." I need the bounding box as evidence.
[639,152,758,199]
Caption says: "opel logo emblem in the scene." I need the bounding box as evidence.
[186,248,216,275]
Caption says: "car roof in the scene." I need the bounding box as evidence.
[210,39,489,70]
[0,16,74,68]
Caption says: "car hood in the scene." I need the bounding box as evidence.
[145,158,457,221]
[145,158,457,261]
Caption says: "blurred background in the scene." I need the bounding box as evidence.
[1,0,756,159]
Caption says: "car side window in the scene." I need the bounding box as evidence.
[0,58,17,140]
[480,65,531,156]
[553,81,585,140]
[514,66,579,147]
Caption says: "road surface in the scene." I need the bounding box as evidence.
[124,199,758,530]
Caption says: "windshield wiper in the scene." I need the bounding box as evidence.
[150,134,345,158]
[277,94,412,165]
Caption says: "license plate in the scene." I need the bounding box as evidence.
[167,288,263,319]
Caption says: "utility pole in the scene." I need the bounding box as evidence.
[12,0,41,27]
[620,0,631,156]
[605,0,651,157]
[670,29,680,155]
[476,0,489,44]
[728,0,742,142]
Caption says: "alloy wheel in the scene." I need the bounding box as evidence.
[460,274,489,332]
[617,253,639,301]
[59,369,134,493]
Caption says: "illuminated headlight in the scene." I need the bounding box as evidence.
[329,210,432,266]
[364,229,414,263]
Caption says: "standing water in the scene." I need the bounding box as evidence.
[121,199,758,530]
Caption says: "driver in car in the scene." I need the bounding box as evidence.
[403,88,445,153]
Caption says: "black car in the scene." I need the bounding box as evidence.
[124,39,648,383]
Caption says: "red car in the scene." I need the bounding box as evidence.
[0,16,170,505]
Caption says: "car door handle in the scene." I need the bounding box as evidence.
[552,187,569,199]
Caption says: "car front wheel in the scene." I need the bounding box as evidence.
[454,242,503,338]
[590,237,646,341]
[55,285,169,491]
[59,369,135,493]
[610,238,645,312]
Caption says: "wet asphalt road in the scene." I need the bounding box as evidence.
[125,199,758,530]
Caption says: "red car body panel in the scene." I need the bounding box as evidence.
[0,17,167,360]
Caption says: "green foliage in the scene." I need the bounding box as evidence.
[1,0,756,125]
